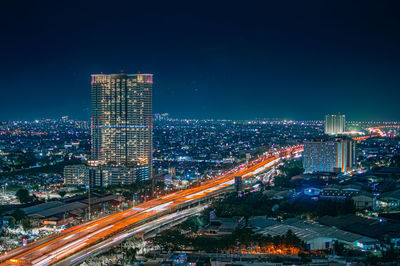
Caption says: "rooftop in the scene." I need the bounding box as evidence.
[381,189,400,200]
[259,218,376,243]
[22,201,65,216]
[28,202,88,218]
[318,214,400,239]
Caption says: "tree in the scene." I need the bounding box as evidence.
[284,229,304,248]
[274,175,292,188]
[299,252,312,264]
[121,238,140,264]
[279,159,304,177]
[8,216,16,228]
[274,159,304,188]
[333,240,345,256]
[58,190,67,198]
[16,188,33,204]
[391,154,400,168]
[21,217,32,230]
[209,192,279,218]
[178,217,199,233]
[151,229,187,252]
[11,209,26,221]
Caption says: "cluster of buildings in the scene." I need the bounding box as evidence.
[65,73,330,188]
[304,114,399,176]
[2,193,123,231]
[303,183,400,212]
[153,113,169,121]
[152,119,325,185]
[199,214,399,253]
[251,217,380,251]
[0,119,89,174]
[303,114,356,174]
[0,118,90,193]
[65,73,153,187]
[300,163,400,213]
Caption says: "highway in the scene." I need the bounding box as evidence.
[1,145,303,266]
[58,205,208,266]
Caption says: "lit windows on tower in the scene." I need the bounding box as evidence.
[325,114,345,135]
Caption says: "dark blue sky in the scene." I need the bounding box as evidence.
[1,1,399,121]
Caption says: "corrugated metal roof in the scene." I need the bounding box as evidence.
[258,218,376,243]
[22,201,65,215]
[27,202,88,218]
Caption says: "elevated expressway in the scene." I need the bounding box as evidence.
[2,146,303,266]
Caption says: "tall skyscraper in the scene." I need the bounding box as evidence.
[325,114,345,135]
[303,138,355,174]
[91,73,153,178]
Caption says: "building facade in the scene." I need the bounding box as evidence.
[91,73,153,177]
[64,164,148,187]
[325,114,345,135]
[303,138,356,173]
[64,73,153,187]
[64,164,89,186]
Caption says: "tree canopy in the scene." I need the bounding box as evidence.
[16,189,34,204]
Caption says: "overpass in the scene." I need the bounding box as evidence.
[1,145,303,266]
[58,205,209,266]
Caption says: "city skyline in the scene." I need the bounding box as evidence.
[1,1,400,264]
[1,1,400,121]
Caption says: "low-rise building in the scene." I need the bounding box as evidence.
[64,164,149,187]
[64,164,89,186]
[202,216,245,236]
[262,189,293,199]
[257,218,378,251]
[318,214,400,249]
[319,185,361,200]
[377,189,400,209]
[22,201,87,220]
[352,193,375,210]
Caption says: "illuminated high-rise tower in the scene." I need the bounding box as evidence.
[91,73,153,179]
[303,138,355,174]
[325,114,345,135]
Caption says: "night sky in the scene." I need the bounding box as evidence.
[1,1,400,121]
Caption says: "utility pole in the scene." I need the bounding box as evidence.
[87,168,96,220]
[88,184,91,220]
[86,184,91,220]
[1,184,4,205]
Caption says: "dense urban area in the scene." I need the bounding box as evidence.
[0,116,400,265]
[3,0,400,265]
